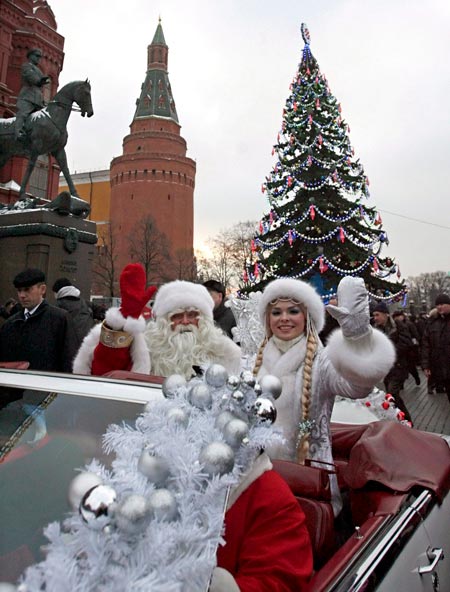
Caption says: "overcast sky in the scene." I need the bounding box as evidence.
[49,0,450,279]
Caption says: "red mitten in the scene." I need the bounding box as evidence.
[119,264,157,319]
[91,342,133,376]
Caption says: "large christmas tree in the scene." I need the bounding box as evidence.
[243,24,406,304]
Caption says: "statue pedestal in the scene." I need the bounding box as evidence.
[0,208,97,303]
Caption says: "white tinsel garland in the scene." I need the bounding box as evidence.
[18,367,283,592]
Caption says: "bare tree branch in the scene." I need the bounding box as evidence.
[198,220,257,291]
[128,215,173,283]
[91,222,119,297]
[407,271,450,311]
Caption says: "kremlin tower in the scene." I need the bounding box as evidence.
[109,19,196,282]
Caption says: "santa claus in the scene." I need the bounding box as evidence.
[73,264,241,378]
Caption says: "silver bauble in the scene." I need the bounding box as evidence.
[231,389,245,402]
[226,375,240,389]
[79,484,117,530]
[215,410,236,431]
[253,397,278,424]
[240,370,256,388]
[0,584,18,592]
[259,374,283,400]
[147,488,178,521]
[199,442,235,476]
[223,418,249,449]
[188,383,212,409]
[162,374,187,398]
[68,471,103,511]
[166,406,189,427]
[137,450,170,486]
[205,364,228,387]
[253,383,263,396]
[115,494,149,534]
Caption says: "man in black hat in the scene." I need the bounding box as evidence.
[0,268,77,372]
[392,310,421,386]
[372,301,414,422]
[421,294,450,401]
[202,279,237,340]
[52,277,94,349]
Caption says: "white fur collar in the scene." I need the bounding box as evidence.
[226,452,272,510]
[261,337,307,377]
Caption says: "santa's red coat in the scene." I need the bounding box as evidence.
[218,469,313,591]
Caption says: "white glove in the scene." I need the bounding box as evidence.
[326,276,371,339]
[209,567,240,592]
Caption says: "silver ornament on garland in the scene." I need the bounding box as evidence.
[162,374,187,398]
[79,484,117,530]
[137,450,171,486]
[215,410,237,431]
[188,383,212,409]
[231,389,245,403]
[199,442,235,476]
[205,364,228,388]
[253,397,278,425]
[259,374,283,400]
[226,375,240,389]
[68,471,103,511]
[166,406,189,427]
[115,494,150,534]
[147,488,178,522]
[240,370,256,388]
[223,419,249,449]
[253,383,263,396]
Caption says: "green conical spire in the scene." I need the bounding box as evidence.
[133,19,178,123]
[152,17,167,46]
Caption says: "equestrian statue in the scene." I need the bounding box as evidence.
[0,51,93,201]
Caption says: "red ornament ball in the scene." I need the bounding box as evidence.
[382,402,390,410]
[365,401,371,407]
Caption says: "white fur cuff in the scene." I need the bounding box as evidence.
[105,307,146,335]
[326,327,396,385]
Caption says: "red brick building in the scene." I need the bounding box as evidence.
[109,20,196,283]
[0,0,64,203]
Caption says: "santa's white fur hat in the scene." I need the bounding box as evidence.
[259,278,325,333]
[152,281,214,320]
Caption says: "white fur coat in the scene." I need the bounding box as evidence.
[257,327,395,515]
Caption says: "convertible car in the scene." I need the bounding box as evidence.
[0,367,449,591]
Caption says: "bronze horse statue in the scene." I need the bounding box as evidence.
[0,79,93,199]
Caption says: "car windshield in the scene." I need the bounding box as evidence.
[0,379,143,582]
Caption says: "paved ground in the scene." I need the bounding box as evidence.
[402,370,450,435]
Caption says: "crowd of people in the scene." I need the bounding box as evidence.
[0,265,449,590]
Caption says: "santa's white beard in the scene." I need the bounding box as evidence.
[145,316,227,379]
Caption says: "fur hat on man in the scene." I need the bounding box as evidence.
[258,278,325,333]
[152,281,214,321]
[52,277,72,293]
[435,293,450,306]
[372,301,389,314]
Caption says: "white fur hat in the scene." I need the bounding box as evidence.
[152,281,214,320]
[258,278,325,333]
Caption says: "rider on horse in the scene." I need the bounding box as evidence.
[15,48,50,141]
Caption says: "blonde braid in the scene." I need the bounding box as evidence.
[252,337,268,376]
[296,329,318,464]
